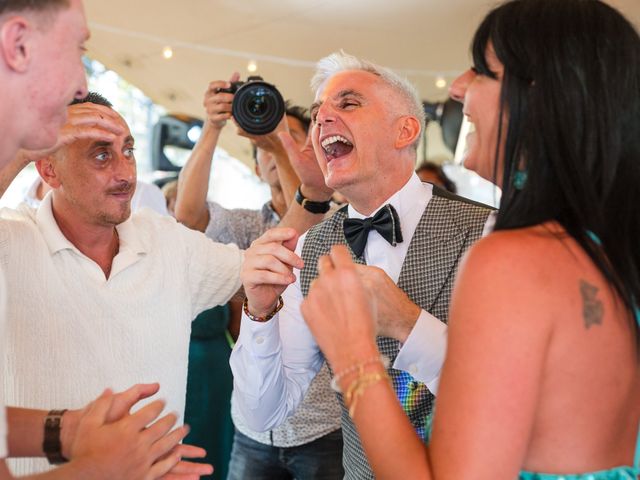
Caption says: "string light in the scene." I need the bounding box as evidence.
[162,46,173,59]
[435,76,447,89]
[90,22,463,78]
[247,60,258,73]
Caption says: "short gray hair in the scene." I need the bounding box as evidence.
[310,50,426,148]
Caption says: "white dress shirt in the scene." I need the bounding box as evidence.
[230,174,449,432]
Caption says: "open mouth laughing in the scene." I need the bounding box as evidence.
[320,135,354,162]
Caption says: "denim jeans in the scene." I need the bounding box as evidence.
[226,428,344,480]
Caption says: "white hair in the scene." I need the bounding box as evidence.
[310,50,426,148]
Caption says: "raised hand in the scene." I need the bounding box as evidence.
[241,227,303,318]
[17,102,126,164]
[354,265,421,342]
[203,72,240,131]
[301,245,379,372]
[236,112,289,157]
[279,129,333,202]
[69,389,189,480]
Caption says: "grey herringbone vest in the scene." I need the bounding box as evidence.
[300,187,492,479]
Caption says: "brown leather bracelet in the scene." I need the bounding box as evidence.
[43,409,69,464]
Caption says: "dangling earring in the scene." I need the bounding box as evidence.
[513,170,528,190]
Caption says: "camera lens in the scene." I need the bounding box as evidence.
[248,95,267,116]
[232,81,285,135]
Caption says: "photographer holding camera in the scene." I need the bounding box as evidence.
[177,74,306,235]
[175,75,344,480]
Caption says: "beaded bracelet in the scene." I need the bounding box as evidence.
[242,296,284,322]
[330,354,390,393]
[344,370,392,418]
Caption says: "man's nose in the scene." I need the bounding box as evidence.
[315,103,336,126]
[74,71,89,101]
[113,153,136,183]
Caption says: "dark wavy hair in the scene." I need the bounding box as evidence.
[473,0,640,338]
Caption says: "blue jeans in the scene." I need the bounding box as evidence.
[226,428,344,480]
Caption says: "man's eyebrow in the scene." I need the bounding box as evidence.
[310,90,365,113]
[90,141,112,149]
[335,89,365,101]
[310,100,322,113]
[89,135,135,149]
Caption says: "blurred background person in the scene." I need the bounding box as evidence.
[415,161,457,193]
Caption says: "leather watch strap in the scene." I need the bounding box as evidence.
[295,186,331,214]
[43,409,69,464]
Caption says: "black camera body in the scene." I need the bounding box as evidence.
[217,76,285,135]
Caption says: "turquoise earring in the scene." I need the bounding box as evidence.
[513,170,528,190]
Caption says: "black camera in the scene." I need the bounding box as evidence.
[217,76,285,135]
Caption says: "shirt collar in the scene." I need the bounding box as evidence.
[36,192,79,255]
[347,173,425,221]
[36,192,147,258]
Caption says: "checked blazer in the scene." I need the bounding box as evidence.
[299,185,493,479]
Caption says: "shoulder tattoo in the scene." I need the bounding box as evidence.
[579,279,603,329]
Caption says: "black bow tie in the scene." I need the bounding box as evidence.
[343,204,403,257]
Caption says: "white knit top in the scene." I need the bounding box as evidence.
[0,194,243,474]
[0,269,7,460]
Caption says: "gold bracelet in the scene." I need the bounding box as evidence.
[343,370,391,418]
[242,296,284,322]
[330,355,390,393]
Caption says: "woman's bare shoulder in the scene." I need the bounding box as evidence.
[460,223,574,283]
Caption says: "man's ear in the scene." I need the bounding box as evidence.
[35,157,61,189]
[0,16,34,73]
[254,162,261,178]
[394,116,422,150]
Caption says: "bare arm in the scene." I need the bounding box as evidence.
[301,246,430,479]
[0,152,30,200]
[175,76,238,232]
[3,385,189,480]
[5,384,211,480]
[302,239,553,479]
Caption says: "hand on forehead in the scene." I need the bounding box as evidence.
[63,102,129,145]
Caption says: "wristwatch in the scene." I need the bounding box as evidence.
[43,409,69,464]
[295,186,331,214]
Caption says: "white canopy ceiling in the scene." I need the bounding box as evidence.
[84,0,640,164]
